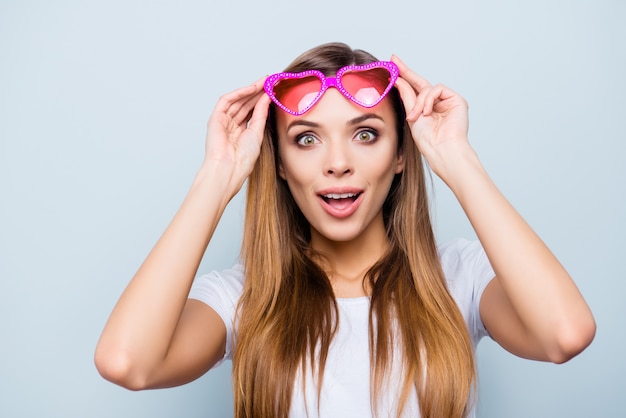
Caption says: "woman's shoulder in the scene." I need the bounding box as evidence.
[438,238,495,342]
[438,238,485,270]
[437,238,495,297]
[188,262,245,306]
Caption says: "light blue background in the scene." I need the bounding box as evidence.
[1,0,624,417]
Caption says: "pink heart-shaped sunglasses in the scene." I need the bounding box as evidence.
[264,61,399,116]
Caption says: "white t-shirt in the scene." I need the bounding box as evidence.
[189,238,495,417]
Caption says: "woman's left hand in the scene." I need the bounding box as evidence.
[391,58,596,364]
[391,55,473,181]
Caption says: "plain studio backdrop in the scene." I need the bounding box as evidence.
[1,1,624,417]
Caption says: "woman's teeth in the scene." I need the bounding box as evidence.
[323,192,357,199]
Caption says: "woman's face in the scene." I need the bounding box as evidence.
[276,88,404,249]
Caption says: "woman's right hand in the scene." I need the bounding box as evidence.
[95,78,271,391]
[203,78,271,196]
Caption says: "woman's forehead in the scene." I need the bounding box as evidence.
[275,90,397,132]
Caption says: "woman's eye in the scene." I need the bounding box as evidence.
[355,129,377,142]
[296,134,318,146]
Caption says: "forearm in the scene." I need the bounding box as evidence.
[392,58,594,360]
[96,161,238,382]
[442,142,595,359]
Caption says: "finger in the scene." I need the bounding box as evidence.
[399,80,435,122]
[232,89,266,126]
[246,94,272,143]
[394,77,419,118]
[214,76,267,117]
[407,85,432,121]
[421,84,446,116]
[424,84,464,116]
[391,55,431,93]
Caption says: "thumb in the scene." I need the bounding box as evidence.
[247,94,271,143]
[394,78,419,121]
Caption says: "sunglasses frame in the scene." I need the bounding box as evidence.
[264,61,399,116]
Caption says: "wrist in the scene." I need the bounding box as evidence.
[438,144,494,203]
[429,140,483,186]
[192,160,243,207]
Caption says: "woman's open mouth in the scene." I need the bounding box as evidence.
[318,191,363,217]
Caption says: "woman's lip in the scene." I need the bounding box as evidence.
[318,192,363,218]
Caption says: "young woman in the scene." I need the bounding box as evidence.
[95,43,596,417]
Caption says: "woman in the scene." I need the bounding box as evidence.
[95,42,595,417]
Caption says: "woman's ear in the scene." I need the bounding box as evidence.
[395,149,406,174]
[278,159,287,180]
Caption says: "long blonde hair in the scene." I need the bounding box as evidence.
[234,42,475,418]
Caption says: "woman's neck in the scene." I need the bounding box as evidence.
[309,214,389,298]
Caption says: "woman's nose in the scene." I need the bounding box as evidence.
[324,141,353,176]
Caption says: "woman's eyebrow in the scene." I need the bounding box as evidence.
[347,113,384,125]
[286,113,384,133]
[286,120,319,132]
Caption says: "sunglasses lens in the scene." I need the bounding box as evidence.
[272,76,322,114]
[341,67,393,106]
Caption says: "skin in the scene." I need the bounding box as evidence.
[276,89,404,297]
[391,55,595,362]
[94,56,596,392]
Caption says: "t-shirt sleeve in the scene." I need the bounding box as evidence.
[439,238,496,346]
[187,263,245,366]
